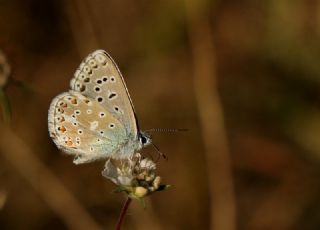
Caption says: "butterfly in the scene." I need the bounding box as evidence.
[48,50,152,164]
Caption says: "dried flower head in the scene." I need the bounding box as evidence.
[102,153,169,199]
[0,50,10,88]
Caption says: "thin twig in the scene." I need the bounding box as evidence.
[116,197,132,230]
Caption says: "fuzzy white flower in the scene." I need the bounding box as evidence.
[102,159,134,186]
[102,153,169,199]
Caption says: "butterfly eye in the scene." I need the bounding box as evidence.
[141,136,147,144]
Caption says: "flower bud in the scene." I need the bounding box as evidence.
[134,186,148,198]
[153,176,161,190]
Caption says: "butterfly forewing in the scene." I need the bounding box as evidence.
[70,50,138,140]
[48,91,127,164]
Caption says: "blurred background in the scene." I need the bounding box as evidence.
[1,0,320,229]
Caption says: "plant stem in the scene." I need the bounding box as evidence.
[115,197,132,230]
[185,1,236,229]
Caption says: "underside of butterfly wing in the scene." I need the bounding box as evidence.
[48,90,128,164]
[70,50,139,140]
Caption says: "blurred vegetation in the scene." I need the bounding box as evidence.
[0,0,320,229]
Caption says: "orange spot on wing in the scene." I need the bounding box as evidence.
[71,98,78,104]
[58,126,66,133]
[66,141,74,146]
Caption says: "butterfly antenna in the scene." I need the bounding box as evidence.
[146,128,188,133]
[151,143,168,161]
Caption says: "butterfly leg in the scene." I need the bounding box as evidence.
[73,155,94,164]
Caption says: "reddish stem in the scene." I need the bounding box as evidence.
[115,197,132,230]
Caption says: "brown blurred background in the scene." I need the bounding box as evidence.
[1,0,320,229]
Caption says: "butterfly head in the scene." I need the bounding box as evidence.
[139,131,152,147]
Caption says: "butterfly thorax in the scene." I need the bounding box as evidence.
[115,131,152,159]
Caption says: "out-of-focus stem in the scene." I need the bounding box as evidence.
[0,124,102,230]
[184,1,236,230]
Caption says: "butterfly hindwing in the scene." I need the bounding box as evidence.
[70,50,138,140]
[48,91,127,164]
